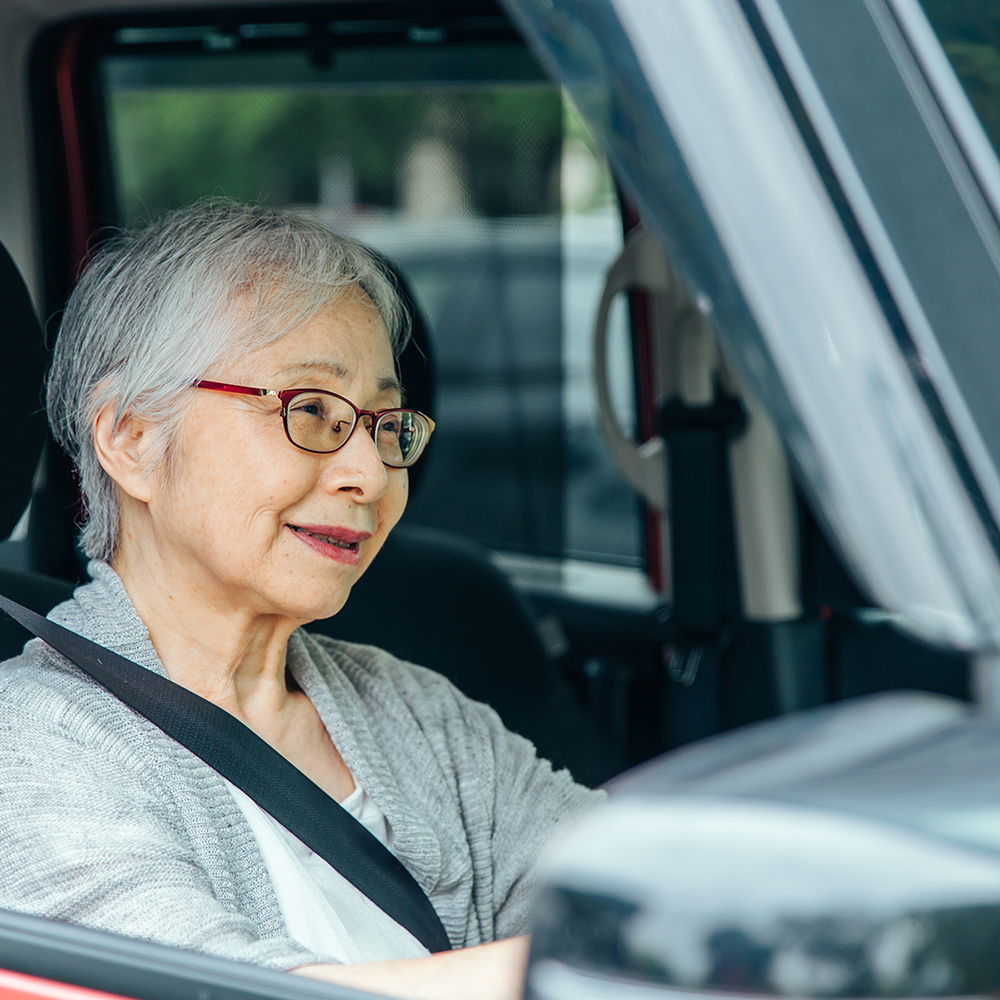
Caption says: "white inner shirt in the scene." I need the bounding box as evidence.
[225,778,432,964]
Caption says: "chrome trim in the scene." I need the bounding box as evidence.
[490,551,661,612]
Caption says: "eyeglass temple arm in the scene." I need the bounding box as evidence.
[195,381,278,397]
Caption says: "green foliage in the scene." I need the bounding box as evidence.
[560,95,615,213]
[921,0,1000,47]
[107,85,563,222]
[922,0,1000,155]
[944,40,1000,151]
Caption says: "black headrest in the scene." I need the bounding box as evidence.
[1,243,47,539]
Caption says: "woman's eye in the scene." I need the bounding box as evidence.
[291,400,326,418]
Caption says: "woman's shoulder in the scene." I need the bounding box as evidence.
[291,629,533,787]
[0,637,172,778]
[0,637,102,725]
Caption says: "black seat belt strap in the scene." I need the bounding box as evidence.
[0,593,452,955]
[658,390,746,748]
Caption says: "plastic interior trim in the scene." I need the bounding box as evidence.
[592,228,669,513]
[0,908,378,1000]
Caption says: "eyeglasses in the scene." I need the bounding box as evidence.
[195,380,435,468]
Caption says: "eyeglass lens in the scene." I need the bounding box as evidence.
[285,391,430,467]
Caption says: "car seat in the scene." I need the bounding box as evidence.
[0,243,76,657]
[1,242,49,549]
[1,239,619,787]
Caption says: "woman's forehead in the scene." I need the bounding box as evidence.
[237,296,397,390]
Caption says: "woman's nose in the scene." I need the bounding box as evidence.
[323,421,390,500]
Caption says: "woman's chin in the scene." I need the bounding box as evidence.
[277,587,353,626]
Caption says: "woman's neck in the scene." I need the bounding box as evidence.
[111,539,299,723]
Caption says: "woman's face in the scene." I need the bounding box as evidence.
[130,292,408,623]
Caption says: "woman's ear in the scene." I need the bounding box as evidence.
[92,402,159,503]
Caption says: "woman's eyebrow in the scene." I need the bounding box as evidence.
[272,361,404,400]
[273,360,350,381]
[378,375,405,400]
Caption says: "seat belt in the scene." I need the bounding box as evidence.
[658,389,746,749]
[0,593,452,955]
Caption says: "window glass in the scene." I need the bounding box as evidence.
[100,42,639,564]
[921,0,1000,154]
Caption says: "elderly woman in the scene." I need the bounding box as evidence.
[0,202,600,999]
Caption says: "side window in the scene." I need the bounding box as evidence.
[100,31,640,567]
[921,2,1000,152]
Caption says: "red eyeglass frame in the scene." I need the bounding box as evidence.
[194,380,435,467]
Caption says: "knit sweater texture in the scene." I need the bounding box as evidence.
[0,562,602,970]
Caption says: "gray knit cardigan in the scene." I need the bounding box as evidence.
[0,563,602,970]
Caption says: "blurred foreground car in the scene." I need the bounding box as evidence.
[3,0,1000,997]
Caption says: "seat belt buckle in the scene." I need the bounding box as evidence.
[666,644,704,686]
[663,626,734,687]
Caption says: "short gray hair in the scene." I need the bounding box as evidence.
[46,199,410,562]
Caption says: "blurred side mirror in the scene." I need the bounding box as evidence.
[527,692,1000,999]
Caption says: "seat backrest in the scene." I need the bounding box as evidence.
[0,568,74,661]
[380,258,435,498]
[0,242,77,657]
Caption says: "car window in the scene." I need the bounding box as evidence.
[921,0,1000,151]
[96,30,640,568]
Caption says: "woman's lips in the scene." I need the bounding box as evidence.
[287,523,371,565]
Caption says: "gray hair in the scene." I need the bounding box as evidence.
[46,200,410,562]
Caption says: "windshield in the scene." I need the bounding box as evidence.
[502,0,1000,650]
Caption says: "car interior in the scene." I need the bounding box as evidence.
[0,0,991,996]
[0,0,969,773]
